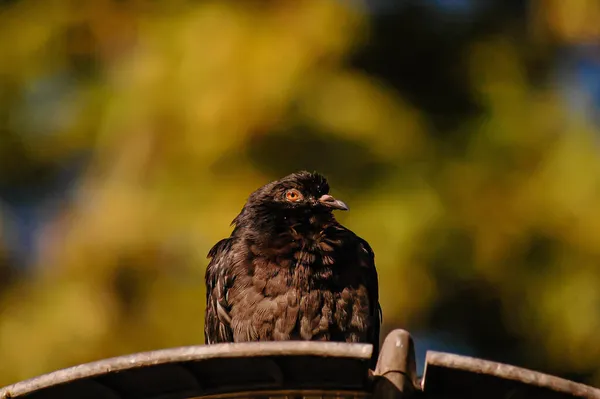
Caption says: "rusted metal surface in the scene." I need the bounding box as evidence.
[2,331,600,399]
[372,330,419,399]
[0,342,372,399]
[422,351,600,399]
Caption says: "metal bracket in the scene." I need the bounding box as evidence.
[372,329,420,399]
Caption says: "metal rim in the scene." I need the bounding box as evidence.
[0,342,372,398]
[423,351,600,399]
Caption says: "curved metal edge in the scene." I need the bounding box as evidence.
[423,351,600,399]
[0,342,372,398]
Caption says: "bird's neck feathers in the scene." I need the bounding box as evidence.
[231,203,337,248]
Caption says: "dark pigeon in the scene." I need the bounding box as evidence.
[204,171,382,368]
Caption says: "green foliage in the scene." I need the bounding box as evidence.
[0,0,599,387]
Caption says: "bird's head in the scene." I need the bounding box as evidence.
[253,170,347,212]
[232,171,348,232]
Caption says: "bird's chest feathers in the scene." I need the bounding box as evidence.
[250,218,341,295]
[229,216,370,343]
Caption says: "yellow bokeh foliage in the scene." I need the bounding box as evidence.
[0,0,599,387]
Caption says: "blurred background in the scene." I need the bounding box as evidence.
[1,0,600,388]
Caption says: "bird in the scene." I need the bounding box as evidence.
[204,170,382,368]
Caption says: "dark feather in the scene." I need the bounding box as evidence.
[204,171,382,368]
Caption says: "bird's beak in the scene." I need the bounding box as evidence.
[318,194,349,211]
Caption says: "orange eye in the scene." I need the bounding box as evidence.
[285,189,303,202]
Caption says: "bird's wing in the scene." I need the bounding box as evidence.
[204,238,234,344]
[356,236,382,368]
